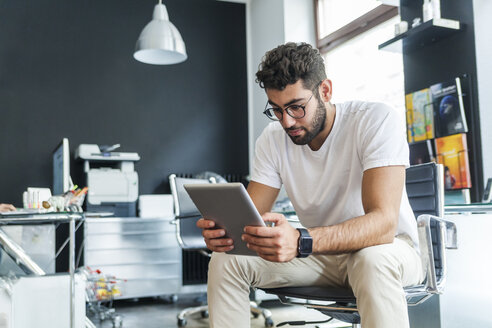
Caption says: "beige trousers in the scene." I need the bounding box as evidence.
[207,236,423,328]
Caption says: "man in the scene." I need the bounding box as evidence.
[197,42,422,328]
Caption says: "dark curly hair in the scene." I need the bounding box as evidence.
[256,42,326,91]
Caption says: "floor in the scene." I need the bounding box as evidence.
[88,294,350,328]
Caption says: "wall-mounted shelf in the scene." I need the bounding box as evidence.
[380,0,410,5]
[378,18,461,53]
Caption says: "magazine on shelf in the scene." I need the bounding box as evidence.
[405,94,414,143]
[435,133,472,190]
[431,77,468,138]
[409,140,436,165]
[405,88,434,143]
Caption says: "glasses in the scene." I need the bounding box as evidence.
[263,82,321,121]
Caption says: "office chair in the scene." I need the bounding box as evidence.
[169,174,274,328]
[260,162,458,328]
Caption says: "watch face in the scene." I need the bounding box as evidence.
[298,228,313,256]
[300,237,313,254]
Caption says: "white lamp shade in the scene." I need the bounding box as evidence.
[134,4,187,65]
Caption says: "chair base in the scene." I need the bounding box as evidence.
[177,304,208,327]
[262,286,361,326]
[250,301,274,327]
[176,302,274,327]
[316,309,360,325]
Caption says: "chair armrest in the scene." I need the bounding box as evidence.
[416,214,458,294]
[444,220,458,249]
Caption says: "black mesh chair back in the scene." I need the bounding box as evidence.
[406,163,445,283]
[406,162,444,218]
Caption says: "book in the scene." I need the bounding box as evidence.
[421,90,435,140]
[405,88,434,143]
[405,94,414,143]
[431,77,468,138]
[432,18,460,30]
[435,133,472,190]
[409,140,436,165]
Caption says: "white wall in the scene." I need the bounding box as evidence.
[473,0,492,185]
[283,0,316,45]
[247,0,316,173]
[219,0,317,173]
[247,0,285,174]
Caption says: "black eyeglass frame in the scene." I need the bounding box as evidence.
[262,82,322,121]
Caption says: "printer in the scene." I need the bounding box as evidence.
[75,144,140,217]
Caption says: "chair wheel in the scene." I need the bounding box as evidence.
[113,315,123,328]
[178,318,187,327]
[265,318,274,327]
[201,310,209,318]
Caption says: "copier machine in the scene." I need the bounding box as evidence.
[75,144,140,216]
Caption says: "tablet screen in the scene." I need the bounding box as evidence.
[184,183,265,256]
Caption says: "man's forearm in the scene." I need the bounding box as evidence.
[308,210,397,254]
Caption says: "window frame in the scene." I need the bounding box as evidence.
[314,1,399,54]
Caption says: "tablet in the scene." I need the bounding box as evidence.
[184,183,265,256]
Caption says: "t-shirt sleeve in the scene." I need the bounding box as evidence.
[358,104,410,171]
[250,127,283,189]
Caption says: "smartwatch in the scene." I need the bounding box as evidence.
[296,228,313,258]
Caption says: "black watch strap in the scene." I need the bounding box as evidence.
[296,228,313,258]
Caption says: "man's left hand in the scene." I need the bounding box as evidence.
[242,212,300,262]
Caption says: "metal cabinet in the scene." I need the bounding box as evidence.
[84,217,182,299]
[0,225,56,274]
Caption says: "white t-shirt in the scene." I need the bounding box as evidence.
[251,101,418,248]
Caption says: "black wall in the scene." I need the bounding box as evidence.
[0,0,248,206]
[400,0,483,201]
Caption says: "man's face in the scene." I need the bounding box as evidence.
[266,80,326,146]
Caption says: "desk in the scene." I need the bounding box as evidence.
[445,202,492,214]
[408,205,492,327]
[0,212,84,328]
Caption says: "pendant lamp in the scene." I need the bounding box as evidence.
[134,0,187,65]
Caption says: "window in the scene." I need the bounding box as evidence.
[317,0,381,39]
[316,1,405,127]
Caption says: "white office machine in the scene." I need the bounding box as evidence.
[75,144,140,217]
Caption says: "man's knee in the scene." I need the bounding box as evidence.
[209,252,250,282]
[347,245,402,288]
[209,252,235,275]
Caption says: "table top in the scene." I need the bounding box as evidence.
[0,211,84,224]
[444,203,492,214]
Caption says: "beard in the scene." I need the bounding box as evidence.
[285,101,327,145]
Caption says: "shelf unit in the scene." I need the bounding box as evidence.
[378,18,462,53]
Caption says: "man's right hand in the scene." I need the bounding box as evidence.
[196,218,234,252]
